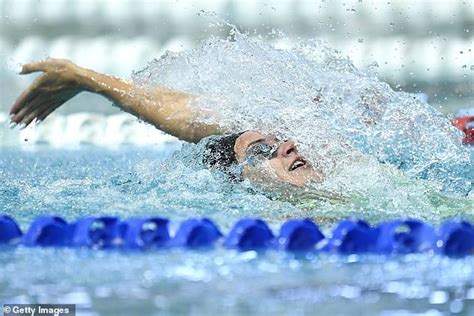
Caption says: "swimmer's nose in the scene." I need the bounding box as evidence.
[277,140,297,158]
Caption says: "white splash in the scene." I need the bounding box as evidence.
[132,31,473,221]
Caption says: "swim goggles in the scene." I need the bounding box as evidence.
[244,142,279,165]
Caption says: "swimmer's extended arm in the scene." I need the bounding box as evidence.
[9,58,222,142]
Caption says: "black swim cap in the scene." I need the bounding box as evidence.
[202,132,245,181]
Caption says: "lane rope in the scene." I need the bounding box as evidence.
[1,215,473,256]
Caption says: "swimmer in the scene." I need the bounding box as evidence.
[9,58,322,188]
[8,58,473,220]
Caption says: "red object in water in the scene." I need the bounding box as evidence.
[464,122,474,145]
[452,109,474,145]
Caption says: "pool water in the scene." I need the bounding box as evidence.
[1,147,473,315]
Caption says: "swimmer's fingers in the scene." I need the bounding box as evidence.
[18,99,53,127]
[20,102,58,127]
[9,75,46,117]
[12,86,77,127]
[27,93,74,126]
[13,96,59,128]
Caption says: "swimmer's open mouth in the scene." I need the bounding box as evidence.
[289,158,307,171]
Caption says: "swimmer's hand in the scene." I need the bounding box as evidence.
[9,58,221,142]
[10,58,82,128]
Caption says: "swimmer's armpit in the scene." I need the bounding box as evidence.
[9,58,222,143]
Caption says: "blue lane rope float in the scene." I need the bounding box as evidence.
[277,219,325,251]
[119,217,170,249]
[22,216,70,247]
[323,219,378,254]
[170,218,222,248]
[0,215,22,243]
[0,215,473,256]
[439,220,474,256]
[375,219,437,254]
[224,219,274,251]
[71,216,121,248]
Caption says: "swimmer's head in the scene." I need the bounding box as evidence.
[203,131,323,186]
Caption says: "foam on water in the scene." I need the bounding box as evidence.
[132,31,473,221]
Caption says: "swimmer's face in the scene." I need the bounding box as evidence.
[234,131,323,187]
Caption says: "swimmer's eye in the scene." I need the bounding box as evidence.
[246,143,276,159]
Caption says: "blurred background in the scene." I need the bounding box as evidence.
[1,0,473,146]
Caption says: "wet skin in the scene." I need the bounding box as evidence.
[234,131,324,187]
